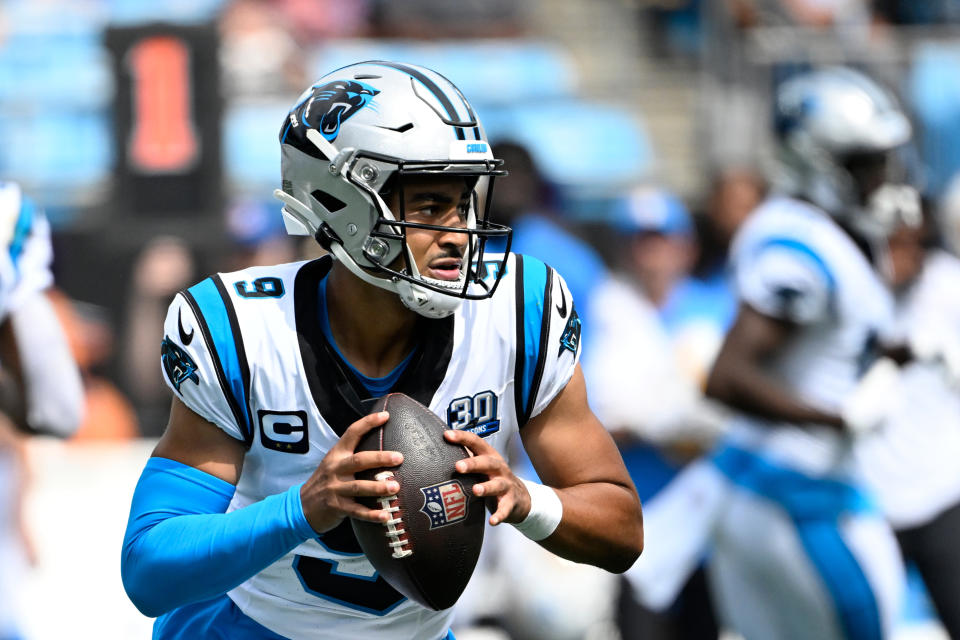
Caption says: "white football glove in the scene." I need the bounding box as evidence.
[909,323,960,389]
[841,357,903,436]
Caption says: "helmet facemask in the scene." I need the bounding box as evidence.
[355,154,512,317]
[837,149,921,244]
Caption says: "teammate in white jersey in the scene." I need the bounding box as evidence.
[0,182,84,639]
[702,67,920,640]
[120,61,643,640]
[855,218,960,638]
[0,182,83,438]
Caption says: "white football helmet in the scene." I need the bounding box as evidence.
[773,67,920,240]
[274,61,511,318]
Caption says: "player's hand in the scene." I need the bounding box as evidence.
[299,411,404,534]
[910,323,960,389]
[443,429,530,527]
[841,357,902,435]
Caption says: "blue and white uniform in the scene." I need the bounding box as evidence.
[0,182,54,319]
[708,196,905,640]
[0,181,56,639]
[151,253,580,639]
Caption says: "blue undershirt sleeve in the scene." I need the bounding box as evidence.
[121,457,317,618]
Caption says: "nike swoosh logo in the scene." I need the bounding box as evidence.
[178,308,194,345]
[555,281,568,319]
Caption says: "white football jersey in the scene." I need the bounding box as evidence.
[727,196,895,473]
[159,253,580,640]
[0,182,53,321]
[855,250,960,529]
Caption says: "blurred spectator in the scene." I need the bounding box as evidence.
[588,185,727,640]
[872,0,960,24]
[638,0,704,60]
[488,141,609,332]
[616,186,697,309]
[676,166,766,384]
[121,236,197,437]
[121,204,295,437]
[369,0,530,38]
[50,291,138,441]
[694,165,767,281]
[615,177,757,635]
[724,0,872,29]
[271,0,372,42]
[218,0,306,97]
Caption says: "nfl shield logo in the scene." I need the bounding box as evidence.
[420,480,468,529]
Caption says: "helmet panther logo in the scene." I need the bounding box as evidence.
[301,79,380,142]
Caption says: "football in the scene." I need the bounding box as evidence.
[352,392,486,611]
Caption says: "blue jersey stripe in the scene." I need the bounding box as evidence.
[9,196,34,268]
[525,265,554,423]
[710,444,875,518]
[184,277,253,444]
[517,255,549,424]
[711,444,882,640]
[798,522,884,640]
[756,237,836,294]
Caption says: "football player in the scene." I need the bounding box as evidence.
[0,181,84,639]
[0,182,83,435]
[121,61,643,639]
[703,67,916,639]
[855,213,960,639]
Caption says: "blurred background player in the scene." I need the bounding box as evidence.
[0,183,83,439]
[703,66,918,640]
[584,185,726,640]
[0,182,83,640]
[854,208,960,639]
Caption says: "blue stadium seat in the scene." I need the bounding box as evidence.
[0,110,112,197]
[308,40,578,105]
[223,100,287,191]
[908,42,960,197]
[0,13,112,109]
[106,0,227,25]
[481,100,654,191]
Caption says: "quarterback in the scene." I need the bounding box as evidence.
[121,61,643,639]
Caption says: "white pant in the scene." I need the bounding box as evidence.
[708,455,905,640]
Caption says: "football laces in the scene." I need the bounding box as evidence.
[375,471,413,558]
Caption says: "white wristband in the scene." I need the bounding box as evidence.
[512,478,563,541]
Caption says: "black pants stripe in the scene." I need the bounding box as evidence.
[896,500,960,640]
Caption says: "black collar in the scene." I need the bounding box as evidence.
[294,257,455,436]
